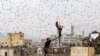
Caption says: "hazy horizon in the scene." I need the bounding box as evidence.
[0,0,100,42]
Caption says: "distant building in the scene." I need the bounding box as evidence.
[51,34,82,48]
[63,35,82,46]
[24,39,32,48]
[0,32,24,47]
[40,34,83,48]
[67,25,74,37]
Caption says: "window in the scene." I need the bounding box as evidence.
[14,50,16,54]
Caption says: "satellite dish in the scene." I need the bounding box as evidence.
[90,33,99,40]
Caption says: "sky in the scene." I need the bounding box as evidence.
[0,0,100,42]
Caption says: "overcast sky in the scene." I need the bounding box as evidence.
[0,0,100,42]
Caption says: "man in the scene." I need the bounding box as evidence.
[43,37,57,56]
[43,38,51,56]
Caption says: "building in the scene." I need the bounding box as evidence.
[0,47,23,56]
[0,32,24,47]
[62,35,83,46]
[51,34,82,48]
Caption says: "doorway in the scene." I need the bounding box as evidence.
[5,52,7,56]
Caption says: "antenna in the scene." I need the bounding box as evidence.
[82,31,84,37]
[71,23,74,37]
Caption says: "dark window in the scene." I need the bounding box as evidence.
[14,50,16,54]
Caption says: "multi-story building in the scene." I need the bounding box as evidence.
[0,32,24,47]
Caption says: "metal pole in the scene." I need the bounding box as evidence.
[56,21,62,48]
[59,36,60,48]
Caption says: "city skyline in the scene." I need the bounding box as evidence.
[0,0,100,41]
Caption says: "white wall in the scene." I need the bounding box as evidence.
[37,47,43,54]
[0,49,14,56]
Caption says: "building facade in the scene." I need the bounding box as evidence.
[0,47,23,56]
[0,32,24,47]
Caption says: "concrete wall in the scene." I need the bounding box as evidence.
[71,47,95,56]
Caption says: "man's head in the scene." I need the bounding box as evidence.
[47,38,50,41]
